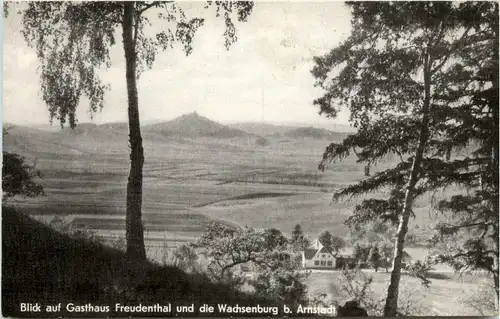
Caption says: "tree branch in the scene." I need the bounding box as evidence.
[430,25,473,75]
[392,147,405,163]
[435,221,486,233]
[137,1,174,16]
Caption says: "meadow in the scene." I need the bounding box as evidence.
[4,124,366,245]
[306,270,495,316]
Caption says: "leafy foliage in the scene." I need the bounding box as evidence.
[349,219,395,243]
[20,1,253,128]
[312,1,499,312]
[352,243,365,264]
[459,282,498,316]
[313,1,498,225]
[194,223,292,280]
[367,245,381,272]
[251,268,309,306]
[2,124,44,201]
[330,235,346,253]
[379,242,394,272]
[424,2,499,304]
[18,1,254,261]
[325,267,426,316]
[402,259,434,288]
[290,224,310,251]
[2,206,280,318]
[330,267,374,309]
[194,223,309,304]
[317,230,346,253]
[171,244,199,273]
[2,129,45,201]
[349,220,395,271]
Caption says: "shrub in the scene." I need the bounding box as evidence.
[328,267,426,316]
[172,244,200,273]
[402,259,434,288]
[459,281,498,315]
[251,267,309,307]
[255,137,269,146]
[367,246,382,272]
[2,151,44,200]
[307,291,339,308]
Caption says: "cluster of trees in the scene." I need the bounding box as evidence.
[2,152,44,201]
[318,230,346,253]
[351,243,393,273]
[342,219,396,272]
[193,223,310,305]
[313,2,498,315]
[2,129,45,201]
[290,224,311,251]
[291,224,347,253]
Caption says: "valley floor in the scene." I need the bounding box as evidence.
[306,270,494,316]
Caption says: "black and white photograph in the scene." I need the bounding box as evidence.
[2,1,499,317]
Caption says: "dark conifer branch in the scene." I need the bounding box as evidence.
[312,2,499,314]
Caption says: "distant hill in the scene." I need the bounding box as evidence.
[144,112,254,139]
[59,123,98,136]
[94,122,129,132]
[227,121,356,137]
[5,122,131,159]
[5,122,62,132]
[3,125,85,160]
[284,126,350,141]
[287,122,356,133]
[227,122,298,136]
[1,115,270,162]
[58,122,130,136]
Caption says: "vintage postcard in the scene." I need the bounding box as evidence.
[2,1,499,317]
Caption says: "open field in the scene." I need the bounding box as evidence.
[4,124,367,245]
[4,123,459,247]
[306,270,495,316]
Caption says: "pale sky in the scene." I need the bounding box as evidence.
[3,1,352,126]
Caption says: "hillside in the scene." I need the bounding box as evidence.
[3,125,82,158]
[3,113,260,159]
[2,206,274,317]
[227,122,298,136]
[144,112,254,139]
[285,126,349,141]
[284,122,357,133]
[3,124,129,160]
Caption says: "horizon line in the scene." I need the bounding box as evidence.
[3,112,355,130]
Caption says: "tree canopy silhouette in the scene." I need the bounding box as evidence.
[2,129,45,201]
[312,2,498,315]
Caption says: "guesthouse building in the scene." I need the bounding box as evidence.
[302,239,337,269]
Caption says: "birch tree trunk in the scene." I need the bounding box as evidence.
[383,48,432,316]
[491,26,499,309]
[122,1,147,262]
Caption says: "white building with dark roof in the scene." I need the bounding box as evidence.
[301,239,338,269]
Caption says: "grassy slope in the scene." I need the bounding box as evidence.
[1,206,273,317]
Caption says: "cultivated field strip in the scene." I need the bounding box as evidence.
[5,127,374,248]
